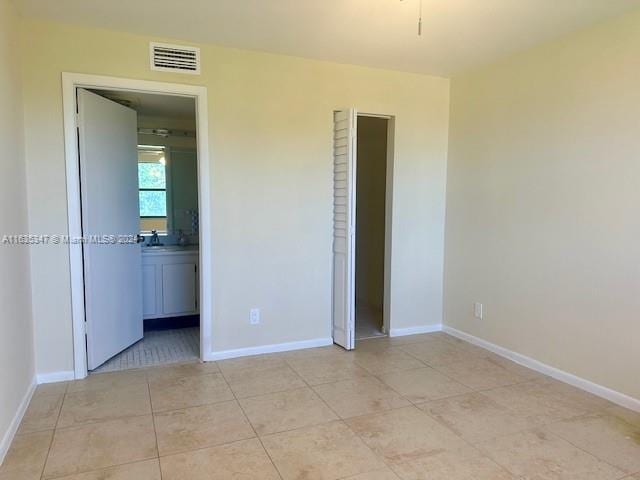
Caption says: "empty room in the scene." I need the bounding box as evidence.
[1,1,639,479]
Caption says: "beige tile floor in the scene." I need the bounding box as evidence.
[2,332,639,480]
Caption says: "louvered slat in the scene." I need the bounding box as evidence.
[332,109,357,350]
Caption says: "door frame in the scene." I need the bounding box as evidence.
[357,112,395,338]
[62,73,212,379]
[333,110,395,345]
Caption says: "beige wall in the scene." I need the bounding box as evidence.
[356,116,388,311]
[0,0,35,457]
[445,10,640,399]
[21,20,450,374]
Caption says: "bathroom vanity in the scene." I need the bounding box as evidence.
[142,245,199,319]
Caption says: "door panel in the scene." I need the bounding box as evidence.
[332,109,357,350]
[78,88,143,370]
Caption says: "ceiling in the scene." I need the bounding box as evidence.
[89,90,195,120]
[15,0,640,76]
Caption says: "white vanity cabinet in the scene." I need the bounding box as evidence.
[142,248,199,319]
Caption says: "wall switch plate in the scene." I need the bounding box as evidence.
[250,308,260,325]
[474,302,483,320]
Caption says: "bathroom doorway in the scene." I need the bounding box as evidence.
[85,89,200,373]
[62,74,212,379]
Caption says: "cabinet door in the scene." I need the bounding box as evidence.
[162,263,197,315]
[142,264,157,317]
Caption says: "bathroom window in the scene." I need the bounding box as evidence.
[138,147,170,234]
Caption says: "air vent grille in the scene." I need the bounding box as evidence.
[150,42,200,75]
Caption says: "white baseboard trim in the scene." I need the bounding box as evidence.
[389,324,442,337]
[36,371,75,384]
[204,337,334,362]
[443,326,640,413]
[0,377,36,465]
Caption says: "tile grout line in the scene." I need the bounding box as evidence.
[146,381,163,480]
[281,352,413,475]
[217,365,286,480]
[351,334,627,478]
[540,415,636,476]
[9,333,635,479]
[224,350,392,477]
[281,351,373,421]
[38,382,69,480]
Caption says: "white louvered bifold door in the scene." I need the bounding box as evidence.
[332,109,357,350]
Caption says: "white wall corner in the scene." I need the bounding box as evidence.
[442,326,640,413]
[0,377,36,465]
[389,324,442,337]
[36,371,75,384]
[203,337,334,362]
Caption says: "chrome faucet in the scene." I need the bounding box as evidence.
[148,230,162,246]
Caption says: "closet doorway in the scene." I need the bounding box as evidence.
[332,109,394,349]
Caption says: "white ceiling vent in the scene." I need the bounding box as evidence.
[150,42,200,75]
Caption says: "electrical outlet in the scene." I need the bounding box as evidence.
[474,302,483,320]
[250,308,260,325]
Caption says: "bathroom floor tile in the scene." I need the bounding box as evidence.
[160,438,280,480]
[58,383,151,428]
[43,415,157,479]
[238,387,338,436]
[262,421,386,480]
[346,406,466,465]
[0,430,52,480]
[153,400,255,456]
[149,372,234,412]
[378,367,471,403]
[313,376,410,418]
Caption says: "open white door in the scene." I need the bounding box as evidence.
[332,109,357,350]
[77,88,143,370]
